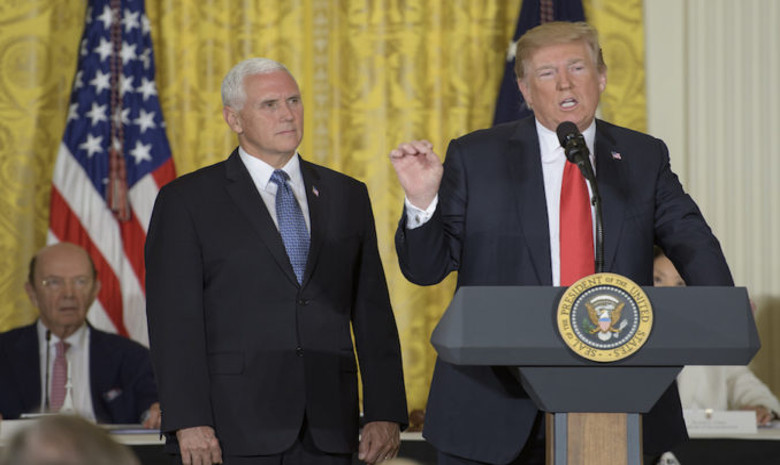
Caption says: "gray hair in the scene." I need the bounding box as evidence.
[221,58,291,109]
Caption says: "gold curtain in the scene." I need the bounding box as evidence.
[0,0,644,413]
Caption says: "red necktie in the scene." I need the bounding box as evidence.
[50,340,70,411]
[560,160,594,285]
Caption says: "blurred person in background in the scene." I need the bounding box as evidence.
[654,247,780,426]
[0,414,140,465]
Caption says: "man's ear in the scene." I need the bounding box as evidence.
[516,77,532,110]
[24,282,38,308]
[598,71,607,93]
[223,106,242,134]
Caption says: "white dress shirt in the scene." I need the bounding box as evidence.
[37,321,95,420]
[405,119,596,286]
[239,147,311,233]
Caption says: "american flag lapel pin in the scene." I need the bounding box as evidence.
[312,185,319,197]
[611,150,622,160]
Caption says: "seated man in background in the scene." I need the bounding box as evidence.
[0,242,160,428]
[654,247,780,426]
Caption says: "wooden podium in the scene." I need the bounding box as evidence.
[430,285,759,465]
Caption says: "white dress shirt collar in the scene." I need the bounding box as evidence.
[238,147,303,190]
[36,319,88,348]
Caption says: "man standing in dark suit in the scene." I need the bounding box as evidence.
[0,242,160,428]
[390,22,732,465]
[145,58,407,465]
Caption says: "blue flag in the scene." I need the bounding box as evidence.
[492,0,586,125]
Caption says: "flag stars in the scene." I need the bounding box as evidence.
[113,107,131,127]
[85,102,108,126]
[120,75,134,97]
[73,71,84,90]
[142,14,151,34]
[136,77,157,101]
[120,41,137,64]
[123,9,140,33]
[95,37,113,61]
[139,49,151,70]
[129,140,152,164]
[97,5,113,30]
[506,39,519,62]
[90,70,111,94]
[67,103,80,122]
[133,109,157,134]
[78,134,104,158]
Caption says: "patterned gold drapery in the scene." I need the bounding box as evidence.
[0,0,645,412]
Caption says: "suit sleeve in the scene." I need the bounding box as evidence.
[352,183,408,427]
[395,139,467,285]
[131,346,158,421]
[121,341,159,422]
[651,138,734,285]
[145,184,214,434]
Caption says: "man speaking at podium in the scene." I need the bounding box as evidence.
[390,22,732,465]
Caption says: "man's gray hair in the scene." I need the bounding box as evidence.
[221,58,290,109]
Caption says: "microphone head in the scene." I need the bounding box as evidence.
[556,121,588,164]
[556,121,580,148]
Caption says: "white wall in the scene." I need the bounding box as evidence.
[645,0,780,389]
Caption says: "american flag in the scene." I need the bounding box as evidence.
[493,0,586,125]
[49,0,175,346]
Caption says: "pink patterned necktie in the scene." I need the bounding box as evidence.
[50,340,70,411]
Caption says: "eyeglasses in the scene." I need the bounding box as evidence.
[39,276,94,293]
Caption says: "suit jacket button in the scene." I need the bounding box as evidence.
[296,347,304,357]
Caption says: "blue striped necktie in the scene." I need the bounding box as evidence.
[270,169,309,283]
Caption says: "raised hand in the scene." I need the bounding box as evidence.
[389,140,443,210]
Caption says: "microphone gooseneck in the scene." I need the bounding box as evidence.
[555,121,604,273]
[44,329,51,412]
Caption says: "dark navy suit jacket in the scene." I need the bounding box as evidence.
[0,322,158,424]
[396,117,733,464]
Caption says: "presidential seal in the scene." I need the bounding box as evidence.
[556,273,653,362]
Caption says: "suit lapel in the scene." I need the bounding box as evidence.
[506,119,553,285]
[594,120,628,272]
[299,158,326,285]
[224,150,300,286]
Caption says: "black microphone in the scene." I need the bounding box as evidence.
[44,329,51,412]
[556,121,595,182]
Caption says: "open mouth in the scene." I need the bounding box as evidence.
[560,98,577,109]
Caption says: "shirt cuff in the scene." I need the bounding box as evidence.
[404,196,438,230]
